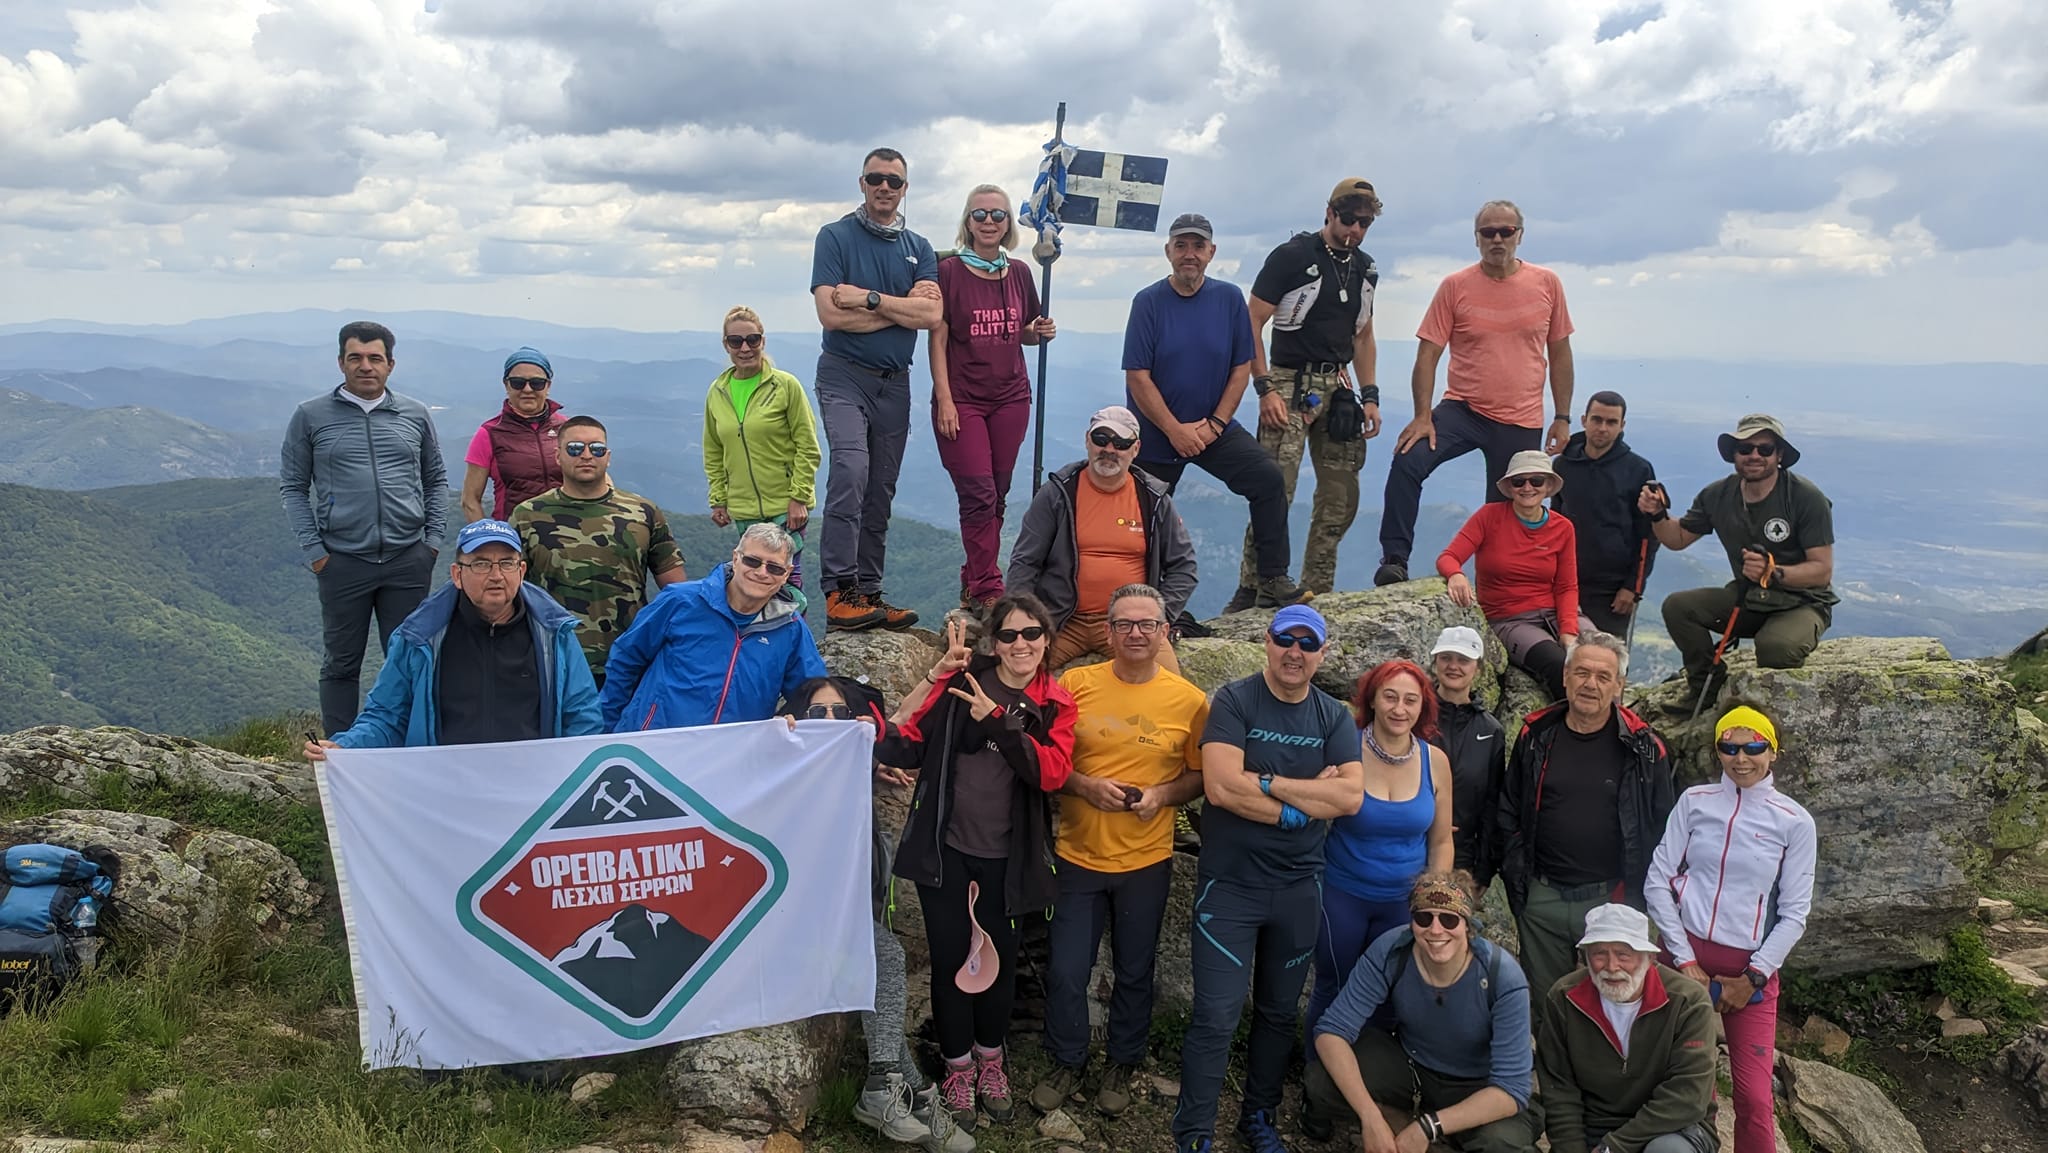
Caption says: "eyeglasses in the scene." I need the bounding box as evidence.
[504,376,550,390]
[1269,632,1324,652]
[564,441,608,458]
[806,703,855,720]
[737,553,791,577]
[1734,441,1778,457]
[1412,910,1465,931]
[1335,211,1374,228]
[724,334,764,349]
[863,172,906,189]
[1109,618,1166,636]
[993,625,1048,643]
[1717,740,1773,757]
[1506,474,1549,489]
[969,208,1009,223]
[1089,428,1137,450]
[457,557,523,574]
[1477,226,1521,240]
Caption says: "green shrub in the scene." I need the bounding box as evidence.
[1935,925,2039,1023]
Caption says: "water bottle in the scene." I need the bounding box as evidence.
[72,896,99,933]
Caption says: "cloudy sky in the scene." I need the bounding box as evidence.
[2,0,2045,363]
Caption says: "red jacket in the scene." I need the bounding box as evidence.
[1438,503,1580,631]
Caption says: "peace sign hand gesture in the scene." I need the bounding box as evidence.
[929,617,973,684]
[947,671,1000,721]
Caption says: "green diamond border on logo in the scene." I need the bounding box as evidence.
[456,742,789,1039]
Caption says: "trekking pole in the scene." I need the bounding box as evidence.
[1690,554,1774,721]
[1622,538,1648,652]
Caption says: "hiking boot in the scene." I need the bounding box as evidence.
[1095,1062,1136,1116]
[854,1071,930,1143]
[1252,575,1314,608]
[1173,807,1203,854]
[1221,584,1258,615]
[914,1084,978,1152]
[867,591,921,631]
[827,588,885,632]
[1373,559,1409,586]
[1174,611,1214,639]
[939,1061,979,1131]
[1236,1107,1291,1153]
[1029,1063,1084,1114]
[973,1046,1013,1123]
[1298,1097,1334,1141]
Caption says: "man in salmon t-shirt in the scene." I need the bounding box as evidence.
[1374,200,1576,587]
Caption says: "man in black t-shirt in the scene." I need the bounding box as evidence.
[1221,178,1385,611]
[1638,413,1837,690]
[1174,605,1365,1153]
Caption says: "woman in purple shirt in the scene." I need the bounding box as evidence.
[929,184,1056,613]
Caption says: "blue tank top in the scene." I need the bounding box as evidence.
[1325,743,1435,901]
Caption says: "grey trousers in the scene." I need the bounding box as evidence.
[815,351,912,594]
[316,542,435,736]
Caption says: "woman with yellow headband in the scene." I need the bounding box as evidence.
[1644,705,1816,1153]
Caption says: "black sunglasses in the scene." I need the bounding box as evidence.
[1717,740,1772,757]
[564,441,608,458]
[1089,427,1137,450]
[1477,226,1521,240]
[505,376,550,390]
[1506,474,1549,489]
[863,172,906,189]
[969,208,1009,223]
[1412,910,1465,931]
[993,625,1047,644]
[724,334,764,349]
[738,553,791,577]
[1734,442,1778,457]
[1335,211,1374,228]
[806,703,855,720]
[1270,632,1324,652]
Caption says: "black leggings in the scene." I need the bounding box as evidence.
[1523,640,1568,699]
[919,846,1019,1059]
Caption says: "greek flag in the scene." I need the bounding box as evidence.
[1021,138,1169,254]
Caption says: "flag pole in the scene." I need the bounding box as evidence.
[1030,101,1066,494]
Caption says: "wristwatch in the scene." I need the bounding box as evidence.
[865,290,881,311]
[1253,374,1274,397]
[1744,966,1769,990]
[1552,414,1571,424]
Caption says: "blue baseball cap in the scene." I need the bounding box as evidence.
[1268,604,1328,644]
[457,519,522,555]
[503,346,552,379]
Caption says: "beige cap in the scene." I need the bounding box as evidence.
[1087,405,1141,440]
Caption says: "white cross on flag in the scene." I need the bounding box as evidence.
[1061,150,1170,232]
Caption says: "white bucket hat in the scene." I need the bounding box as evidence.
[1577,903,1659,952]
[1496,449,1563,500]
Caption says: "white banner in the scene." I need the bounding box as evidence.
[316,720,876,1069]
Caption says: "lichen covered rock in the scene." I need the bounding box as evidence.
[1204,581,1503,706]
[662,1015,854,1130]
[0,725,315,807]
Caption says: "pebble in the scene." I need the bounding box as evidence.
[1037,1107,1087,1142]
[569,1072,617,1104]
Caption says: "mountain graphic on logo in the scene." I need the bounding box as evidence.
[553,902,714,1019]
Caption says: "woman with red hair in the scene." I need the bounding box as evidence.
[1303,661,1455,1107]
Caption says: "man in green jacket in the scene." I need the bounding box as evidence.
[1537,904,1719,1153]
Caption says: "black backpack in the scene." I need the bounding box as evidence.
[1325,385,1366,443]
[0,843,119,1000]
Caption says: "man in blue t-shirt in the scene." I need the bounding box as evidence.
[1123,213,1311,611]
[810,147,941,634]
[1174,604,1365,1153]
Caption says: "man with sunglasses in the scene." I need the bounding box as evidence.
[600,522,827,731]
[811,147,942,633]
[302,519,601,757]
[1374,200,1575,588]
[513,415,688,687]
[1638,414,1835,694]
[462,346,568,524]
[1007,407,1198,673]
[1176,604,1365,1153]
[1222,178,1385,612]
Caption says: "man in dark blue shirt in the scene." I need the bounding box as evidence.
[1123,214,1310,611]
[810,147,941,634]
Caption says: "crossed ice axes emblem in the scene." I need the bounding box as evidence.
[591,778,646,821]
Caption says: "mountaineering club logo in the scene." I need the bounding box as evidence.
[456,744,788,1037]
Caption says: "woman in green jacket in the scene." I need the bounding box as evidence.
[705,306,824,588]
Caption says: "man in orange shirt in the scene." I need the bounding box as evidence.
[1029,582,1208,1119]
[1374,200,1576,586]
[1007,407,1198,673]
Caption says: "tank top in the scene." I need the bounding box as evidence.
[1325,742,1436,901]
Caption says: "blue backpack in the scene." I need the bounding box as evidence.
[0,843,118,998]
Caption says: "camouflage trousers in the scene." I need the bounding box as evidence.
[1237,366,1367,592]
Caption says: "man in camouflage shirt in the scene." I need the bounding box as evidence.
[512,414,688,685]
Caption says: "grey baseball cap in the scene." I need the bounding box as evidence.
[1167,213,1214,241]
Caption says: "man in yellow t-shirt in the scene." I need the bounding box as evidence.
[1028,583,1209,1119]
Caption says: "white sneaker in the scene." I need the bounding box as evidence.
[854,1071,930,1143]
[914,1083,977,1152]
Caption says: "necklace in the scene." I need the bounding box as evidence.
[1363,725,1415,765]
[1322,239,1355,303]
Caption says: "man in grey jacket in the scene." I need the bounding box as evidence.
[280,320,449,736]
[1006,406,1198,673]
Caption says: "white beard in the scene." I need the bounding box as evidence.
[1595,965,1649,1004]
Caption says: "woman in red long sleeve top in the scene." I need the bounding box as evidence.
[1437,450,1581,697]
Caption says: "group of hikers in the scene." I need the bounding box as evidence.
[278,149,1844,1153]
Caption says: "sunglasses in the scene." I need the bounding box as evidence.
[1718,740,1773,757]
[505,376,550,390]
[863,172,906,189]
[724,333,764,349]
[993,625,1048,644]
[1734,441,1778,457]
[970,208,1009,223]
[1335,211,1374,228]
[564,441,608,458]
[1506,474,1549,489]
[1089,427,1138,450]
[1269,632,1324,652]
[806,703,855,720]
[738,553,791,577]
[1477,226,1521,240]
[1412,910,1465,931]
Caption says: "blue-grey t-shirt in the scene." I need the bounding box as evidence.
[1119,277,1255,463]
[810,214,939,372]
[1199,673,1362,886]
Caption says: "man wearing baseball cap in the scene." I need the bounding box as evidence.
[1007,406,1199,672]
[303,518,602,757]
[1175,604,1364,1153]
[1536,903,1718,1153]
[1638,413,1836,696]
[1219,179,1386,613]
[1123,212,1312,612]
[1429,626,1508,888]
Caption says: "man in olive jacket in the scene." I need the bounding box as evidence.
[1538,904,1718,1153]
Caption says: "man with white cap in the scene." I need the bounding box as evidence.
[1007,406,1198,672]
[1174,604,1365,1153]
[1638,413,1835,696]
[1536,903,1718,1153]
[1430,626,1508,889]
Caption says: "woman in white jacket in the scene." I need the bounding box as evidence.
[1646,704,1816,1153]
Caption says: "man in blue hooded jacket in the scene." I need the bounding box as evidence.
[601,522,828,730]
[303,519,603,757]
